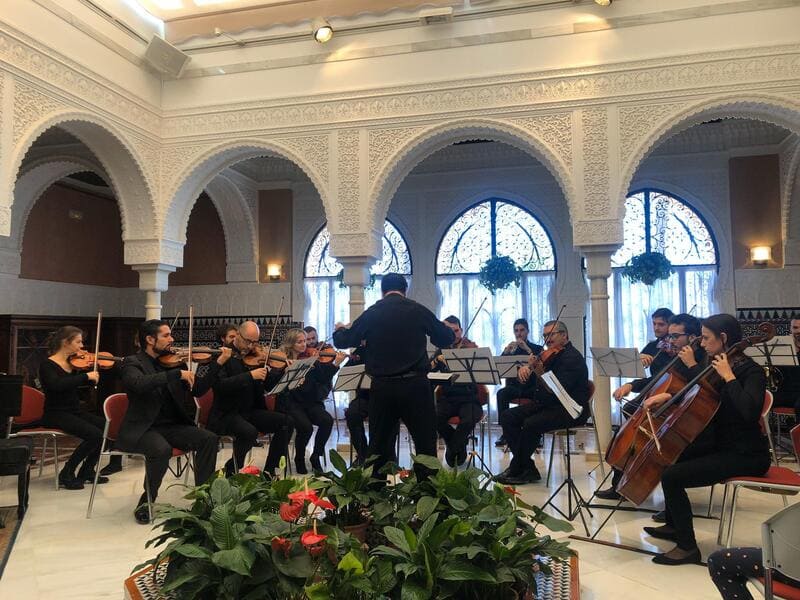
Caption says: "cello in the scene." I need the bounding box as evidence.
[616,322,775,505]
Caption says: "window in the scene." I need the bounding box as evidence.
[304,220,412,341]
[436,199,556,354]
[607,189,719,351]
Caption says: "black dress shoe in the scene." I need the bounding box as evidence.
[643,525,678,541]
[58,475,84,490]
[498,468,542,485]
[652,547,701,566]
[99,462,122,476]
[310,454,323,474]
[595,487,623,501]
[652,509,667,523]
[444,447,456,468]
[134,505,151,525]
[79,471,109,484]
[493,467,515,482]
[294,458,308,475]
[494,436,508,447]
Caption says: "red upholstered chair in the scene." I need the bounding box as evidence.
[791,424,800,464]
[7,385,69,490]
[86,393,191,520]
[774,406,798,465]
[716,392,800,547]
[194,390,238,470]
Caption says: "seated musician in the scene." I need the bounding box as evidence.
[118,320,219,524]
[38,326,109,490]
[434,316,486,467]
[641,314,771,566]
[303,326,320,351]
[773,316,800,421]
[279,328,346,474]
[207,321,292,477]
[495,318,544,447]
[597,313,705,500]
[192,322,236,399]
[640,307,674,370]
[495,320,590,485]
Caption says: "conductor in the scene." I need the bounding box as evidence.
[333,273,455,478]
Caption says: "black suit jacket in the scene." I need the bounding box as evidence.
[532,342,590,410]
[210,354,282,425]
[118,351,194,450]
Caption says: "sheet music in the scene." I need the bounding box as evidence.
[267,356,317,395]
[494,355,529,378]
[540,371,583,420]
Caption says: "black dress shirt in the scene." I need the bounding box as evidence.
[211,353,281,419]
[530,342,590,408]
[332,293,455,377]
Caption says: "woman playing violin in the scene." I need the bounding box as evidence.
[279,328,346,474]
[641,314,771,566]
[38,326,111,489]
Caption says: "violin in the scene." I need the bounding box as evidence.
[157,347,222,368]
[536,345,564,368]
[68,351,123,371]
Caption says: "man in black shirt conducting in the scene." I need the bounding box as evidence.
[333,273,455,478]
[119,320,219,524]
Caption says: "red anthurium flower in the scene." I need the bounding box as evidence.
[271,536,292,557]
[397,469,412,480]
[239,465,261,476]
[301,529,328,557]
[288,489,319,503]
[312,497,335,510]
[279,500,304,522]
[503,485,520,496]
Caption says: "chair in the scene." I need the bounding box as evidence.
[750,502,800,600]
[716,392,800,547]
[7,385,69,490]
[791,424,800,464]
[773,407,798,465]
[194,390,238,471]
[87,393,191,520]
[546,381,605,485]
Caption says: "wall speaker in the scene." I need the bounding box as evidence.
[144,35,191,79]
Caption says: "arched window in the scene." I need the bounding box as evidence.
[304,220,412,340]
[608,189,719,351]
[436,199,556,353]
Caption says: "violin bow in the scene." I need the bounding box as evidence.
[540,304,567,351]
[458,296,488,348]
[169,311,180,332]
[187,304,194,372]
[264,296,285,368]
[92,309,102,387]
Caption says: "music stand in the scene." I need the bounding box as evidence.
[590,347,646,379]
[746,336,799,367]
[493,355,529,379]
[440,347,501,476]
[267,356,317,395]
[334,365,372,392]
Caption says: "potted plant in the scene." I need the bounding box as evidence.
[621,251,674,286]
[319,450,380,542]
[478,255,522,294]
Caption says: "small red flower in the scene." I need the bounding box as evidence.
[288,489,335,510]
[397,469,412,480]
[301,529,328,557]
[503,485,520,496]
[313,497,336,510]
[271,536,292,557]
[239,465,261,476]
[279,500,303,522]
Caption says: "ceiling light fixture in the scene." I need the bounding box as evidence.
[312,17,333,43]
[595,0,612,6]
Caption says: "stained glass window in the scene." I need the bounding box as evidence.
[435,199,556,356]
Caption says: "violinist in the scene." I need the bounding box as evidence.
[279,328,345,474]
[495,320,590,485]
[597,313,704,501]
[209,321,291,477]
[434,316,484,467]
[303,326,319,350]
[192,322,236,399]
[118,320,219,524]
[38,326,108,490]
[773,316,800,421]
[641,314,770,566]
[639,307,674,369]
[495,318,544,447]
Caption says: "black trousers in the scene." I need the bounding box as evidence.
[124,424,218,502]
[368,374,437,478]
[285,401,333,460]
[663,449,770,550]
[496,385,523,423]
[41,410,104,476]
[210,409,291,472]
[436,399,482,454]
[500,401,587,474]
[707,547,798,599]
[345,394,370,461]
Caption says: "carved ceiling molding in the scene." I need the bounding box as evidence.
[581,107,610,220]
[368,126,424,186]
[573,219,623,249]
[335,129,362,234]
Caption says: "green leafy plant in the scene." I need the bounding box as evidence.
[478,255,522,294]
[319,450,380,527]
[621,251,674,286]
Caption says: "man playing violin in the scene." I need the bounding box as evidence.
[303,326,319,350]
[597,313,704,500]
[118,320,219,524]
[495,318,544,447]
[639,307,674,370]
[433,316,486,467]
[207,321,292,478]
[495,320,590,485]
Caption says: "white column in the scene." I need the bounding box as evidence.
[339,258,372,321]
[134,265,175,320]
[584,249,614,451]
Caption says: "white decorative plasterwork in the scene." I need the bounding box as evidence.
[573,220,623,248]
[336,130,361,233]
[0,207,10,237]
[124,238,185,268]
[618,102,688,166]
[779,134,800,242]
[276,134,330,186]
[509,112,573,169]
[13,82,65,144]
[581,108,610,218]
[329,231,382,259]
[369,126,424,185]
[160,143,215,198]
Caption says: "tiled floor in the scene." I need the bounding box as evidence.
[0,424,794,599]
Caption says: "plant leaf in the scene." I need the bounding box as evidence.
[210,504,237,550]
[531,506,575,533]
[337,550,365,575]
[401,579,430,600]
[412,454,442,471]
[329,448,348,474]
[210,477,232,506]
[212,544,255,577]
[305,581,332,600]
[174,544,212,559]
[415,496,438,521]
[383,526,412,554]
[439,559,496,583]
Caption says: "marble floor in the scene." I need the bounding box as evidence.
[0,424,795,599]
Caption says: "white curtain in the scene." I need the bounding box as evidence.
[303,278,349,343]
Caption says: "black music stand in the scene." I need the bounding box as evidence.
[440,347,500,477]
[267,356,317,395]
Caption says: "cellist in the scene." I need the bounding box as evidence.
[597,313,705,501]
[640,314,771,566]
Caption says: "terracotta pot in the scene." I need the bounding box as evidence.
[343,518,371,544]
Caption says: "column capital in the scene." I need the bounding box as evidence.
[132,264,176,293]
[580,248,614,279]
[124,238,184,270]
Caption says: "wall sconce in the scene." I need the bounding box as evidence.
[312,17,333,43]
[750,246,772,266]
[266,263,282,281]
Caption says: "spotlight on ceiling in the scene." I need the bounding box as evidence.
[594,0,612,5]
[312,18,333,43]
